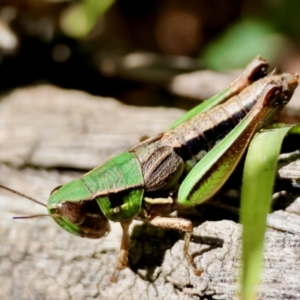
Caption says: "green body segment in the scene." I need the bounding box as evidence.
[48,151,144,223]
[82,152,143,196]
[82,152,144,221]
[96,189,143,221]
[48,179,91,206]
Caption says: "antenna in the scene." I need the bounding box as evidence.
[13,214,60,220]
[0,184,47,207]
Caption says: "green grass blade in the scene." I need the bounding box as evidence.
[240,124,300,300]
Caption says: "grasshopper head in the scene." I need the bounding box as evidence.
[260,73,299,127]
[281,73,299,101]
[48,179,110,239]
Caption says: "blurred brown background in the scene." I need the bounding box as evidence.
[1,0,300,106]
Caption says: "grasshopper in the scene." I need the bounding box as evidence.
[2,56,298,277]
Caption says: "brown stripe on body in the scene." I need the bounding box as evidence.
[159,76,274,165]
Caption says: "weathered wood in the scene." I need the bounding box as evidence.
[0,85,183,169]
[1,85,300,300]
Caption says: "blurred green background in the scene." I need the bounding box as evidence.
[1,0,300,105]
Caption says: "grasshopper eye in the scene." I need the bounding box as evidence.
[250,64,268,81]
[263,86,283,106]
[58,202,86,225]
[50,185,62,195]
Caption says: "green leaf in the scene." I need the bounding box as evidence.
[202,18,284,70]
[240,124,300,300]
[61,0,115,38]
